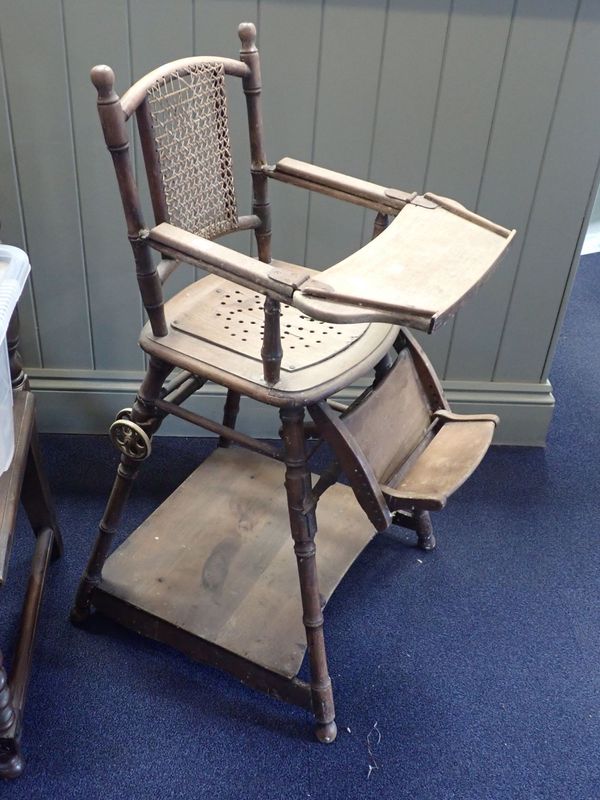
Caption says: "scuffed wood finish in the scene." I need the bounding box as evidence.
[100,447,374,679]
[169,279,368,373]
[148,222,306,301]
[90,65,167,339]
[0,363,62,777]
[140,275,398,407]
[119,56,251,119]
[279,406,336,743]
[264,157,414,214]
[382,419,496,511]
[308,401,392,532]
[300,196,516,332]
[92,588,314,710]
[311,335,499,517]
[150,195,515,334]
[344,347,436,484]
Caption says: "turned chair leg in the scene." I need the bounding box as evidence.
[218,390,241,447]
[0,652,23,779]
[71,357,171,624]
[70,454,141,623]
[280,407,337,744]
[415,509,436,551]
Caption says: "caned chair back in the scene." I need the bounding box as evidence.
[116,55,252,239]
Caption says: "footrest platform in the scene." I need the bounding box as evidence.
[96,447,375,679]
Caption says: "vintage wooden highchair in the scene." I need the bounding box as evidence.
[72,23,515,743]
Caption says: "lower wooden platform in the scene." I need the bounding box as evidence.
[97,447,375,680]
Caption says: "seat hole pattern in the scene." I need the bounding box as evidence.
[172,285,369,372]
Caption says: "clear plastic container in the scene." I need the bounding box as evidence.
[0,245,31,475]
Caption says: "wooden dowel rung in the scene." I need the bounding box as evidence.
[326,399,348,413]
[162,369,193,396]
[235,215,261,232]
[155,398,282,460]
[157,258,180,284]
[162,376,205,406]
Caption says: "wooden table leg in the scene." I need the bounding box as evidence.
[0,301,62,779]
[20,419,63,559]
[0,648,23,779]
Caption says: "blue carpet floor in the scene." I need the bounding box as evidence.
[2,254,600,799]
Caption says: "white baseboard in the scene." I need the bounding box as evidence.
[26,369,555,447]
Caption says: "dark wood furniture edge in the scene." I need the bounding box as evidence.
[0,392,34,584]
[0,310,62,779]
[90,587,313,712]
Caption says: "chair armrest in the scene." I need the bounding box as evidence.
[147,223,312,301]
[262,157,418,215]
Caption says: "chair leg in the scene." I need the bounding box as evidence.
[280,407,337,744]
[70,453,141,624]
[70,357,172,624]
[0,653,23,779]
[20,419,63,560]
[415,509,436,551]
[218,390,241,447]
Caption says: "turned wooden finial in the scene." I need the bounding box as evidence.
[238,22,257,53]
[91,64,118,102]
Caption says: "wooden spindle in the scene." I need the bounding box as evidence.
[7,310,27,391]
[91,65,167,338]
[261,296,283,385]
[280,406,337,743]
[372,211,388,238]
[239,24,282,384]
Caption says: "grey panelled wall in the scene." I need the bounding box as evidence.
[1,0,599,445]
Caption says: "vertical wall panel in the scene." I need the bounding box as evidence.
[63,0,143,371]
[0,33,40,366]
[368,0,452,371]
[0,0,93,368]
[420,0,514,373]
[305,0,388,271]
[0,0,596,443]
[446,0,578,380]
[259,0,323,265]
[495,0,600,381]
[369,0,452,193]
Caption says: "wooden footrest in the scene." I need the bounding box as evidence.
[99,447,375,678]
[382,419,496,511]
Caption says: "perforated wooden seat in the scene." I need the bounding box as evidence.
[141,273,398,405]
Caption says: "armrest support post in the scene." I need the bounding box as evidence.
[261,297,283,385]
[372,211,388,238]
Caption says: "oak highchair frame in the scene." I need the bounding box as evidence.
[72,22,514,743]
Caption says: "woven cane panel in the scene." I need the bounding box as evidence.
[147,62,238,240]
[171,283,368,373]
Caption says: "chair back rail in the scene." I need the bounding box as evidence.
[91,24,280,383]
